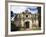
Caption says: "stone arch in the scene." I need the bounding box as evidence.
[24,19,32,29]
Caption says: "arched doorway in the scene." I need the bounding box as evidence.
[24,19,32,29]
[24,21,29,28]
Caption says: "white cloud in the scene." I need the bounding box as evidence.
[10,6,38,14]
[11,6,27,14]
[28,9,38,14]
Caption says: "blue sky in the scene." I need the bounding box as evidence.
[10,6,38,14]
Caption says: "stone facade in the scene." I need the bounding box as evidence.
[14,10,39,30]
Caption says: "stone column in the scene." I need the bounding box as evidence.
[20,14,24,27]
[29,20,32,29]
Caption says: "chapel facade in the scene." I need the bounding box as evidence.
[14,10,39,30]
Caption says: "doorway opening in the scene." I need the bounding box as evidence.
[25,21,29,28]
